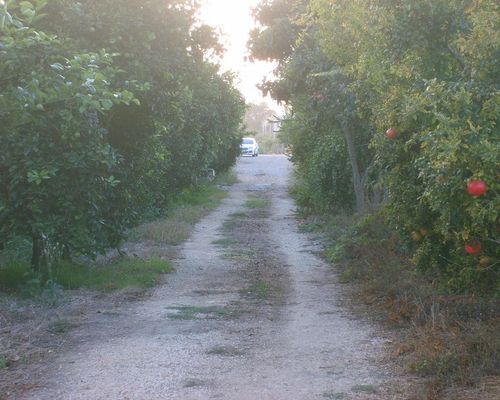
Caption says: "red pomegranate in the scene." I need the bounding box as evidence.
[465,240,482,255]
[386,127,398,140]
[467,180,487,197]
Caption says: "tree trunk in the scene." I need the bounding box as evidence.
[31,233,47,272]
[342,124,366,213]
[62,244,72,262]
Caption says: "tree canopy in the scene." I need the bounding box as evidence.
[1,0,246,269]
[250,0,499,293]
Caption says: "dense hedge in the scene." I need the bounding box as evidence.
[0,0,245,269]
[250,0,499,294]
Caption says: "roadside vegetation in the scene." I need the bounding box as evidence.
[0,173,234,377]
[130,179,230,246]
[0,2,243,369]
[0,171,235,296]
[0,0,245,274]
[250,0,499,397]
[296,208,499,398]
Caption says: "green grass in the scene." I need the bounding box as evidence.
[0,356,7,369]
[206,345,244,356]
[248,281,271,299]
[228,211,249,219]
[212,238,239,247]
[222,251,252,262]
[322,393,347,400]
[130,184,227,245]
[0,257,171,294]
[215,169,239,186]
[52,258,171,291]
[47,319,74,334]
[351,384,377,394]
[0,259,37,292]
[245,197,271,209]
[166,305,236,320]
[0,176,231,297]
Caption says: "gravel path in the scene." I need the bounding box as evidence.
[17,155,410,399]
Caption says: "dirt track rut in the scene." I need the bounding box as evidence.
[17,155,410,399]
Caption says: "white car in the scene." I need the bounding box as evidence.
[240,137,259,157]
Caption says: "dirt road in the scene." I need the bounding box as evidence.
[17,155,410,399]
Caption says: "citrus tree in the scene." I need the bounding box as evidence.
[0,0,141,269]
[1,0,246,270]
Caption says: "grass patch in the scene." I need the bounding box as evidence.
[130,184,227,245]
[183,379,206,388]
[0,356,7,369]
[351,384,377,394]
[228,211,249,219]
[212,238,239,247]
[1,176,230,296]
[222,251,252,262]
[52,257,171,291]
[322,393,347,400]
[47,319,74,334]
[206,345,244,356]
[297,211,500,396]
[0,257,171,296]
[245,197,271,209]
[166,305,236,320]
[215,169,239,186]
[0,259,37,292]
[247,281,271,299]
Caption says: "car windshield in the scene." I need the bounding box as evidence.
[242,138,254,145]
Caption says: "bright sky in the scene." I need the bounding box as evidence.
[197,0,280,111]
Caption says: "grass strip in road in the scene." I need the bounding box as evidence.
[166,305,236,320]
[206,345,244,357]
[245,197,271,209]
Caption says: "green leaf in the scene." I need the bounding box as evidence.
[100,99,113,110]
[50,63,64,72]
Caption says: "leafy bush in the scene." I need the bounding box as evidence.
[0,0,245,271]
[374,81,499,293]
[251,0,499,294]
[0,1,140,268]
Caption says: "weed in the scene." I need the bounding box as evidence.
[47,319,74,334]
[322,393,347,400]
[298,221,322,233]
[351,384,377,394]
[252,281,271,299]
[0,260,36,292]
[0,356,6,369]
[206,345,244,356]
[183,379,206,388]
[324,243,346,263]
[212,238,238,247]
[166,305,235,320]
[215,170,239,186]
[52,257,172,292]
[132,219,192,245]
[337,266,360,284]
[245,197,271,209]
[130,184,227,244]
[222,251,252,262]
[228,211,249,219]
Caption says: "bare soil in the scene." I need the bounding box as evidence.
[1,155,423,399]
